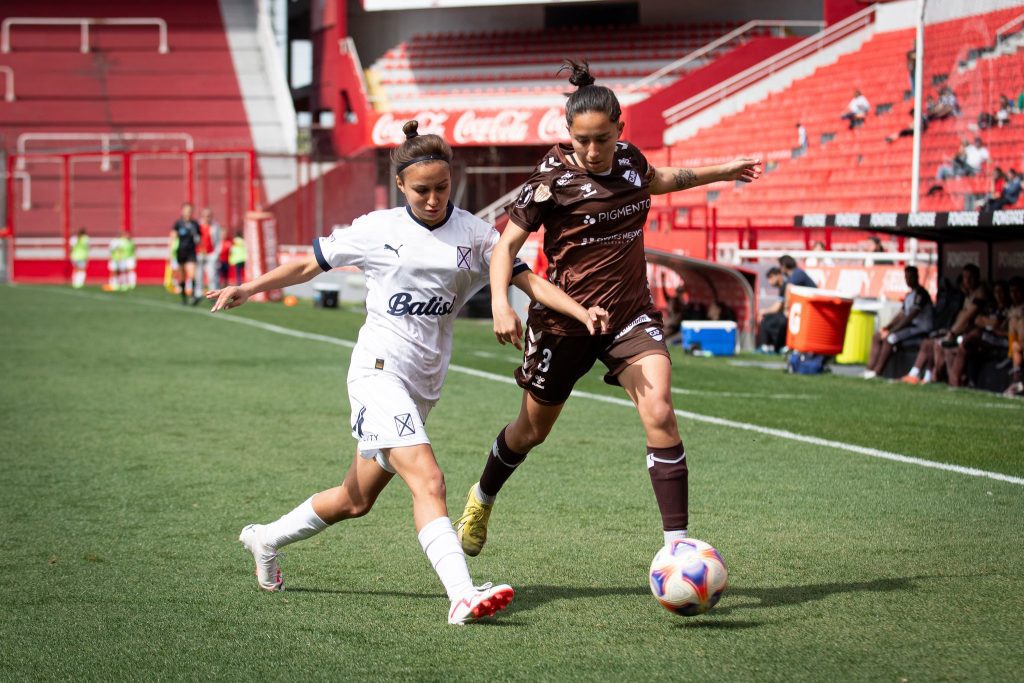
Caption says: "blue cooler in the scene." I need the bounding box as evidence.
[681,321,737,356]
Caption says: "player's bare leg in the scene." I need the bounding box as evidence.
[618,353,689,546]
[388,444,513,624]
[458,393,563,556]
[240,449,392,591]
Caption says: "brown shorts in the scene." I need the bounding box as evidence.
[514,310,670,405]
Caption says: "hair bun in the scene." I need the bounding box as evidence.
[402,120,419,139]
[564,59,595,88]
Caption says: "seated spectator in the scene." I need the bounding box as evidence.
[885,108,928,143]
[805,240,833,267]
[863,266,934,379]
[983,168,1022,212]
[936,139,970,181]
[794,122,808,157]
[1004,277,1024,397]
[757,267,788,353]
[659,275,706,345]
[963,137,990,176]
[928,86,960,120]
[841,89,871,130]
[947,281,1009,388]
[996,95,1013,127]
[902,264,985,384]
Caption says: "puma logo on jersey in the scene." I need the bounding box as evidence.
[384,243,403,257]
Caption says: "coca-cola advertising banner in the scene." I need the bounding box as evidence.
[370,108,569,147]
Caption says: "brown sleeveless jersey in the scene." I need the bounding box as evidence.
[507,141,657,335]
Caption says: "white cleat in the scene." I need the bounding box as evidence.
[239,524,283,592]
[448,582,514,625]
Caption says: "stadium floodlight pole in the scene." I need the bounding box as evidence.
[909,0,926,264]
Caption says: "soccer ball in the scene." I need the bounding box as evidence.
[648,538,728,616]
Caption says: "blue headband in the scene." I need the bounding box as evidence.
[396,154,449,174]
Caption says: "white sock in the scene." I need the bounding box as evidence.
[474,483,495,505]
[261,496,328,550]
[418,516,474,601]
[908,366,921,378]
[129,271,136,288]
[73,271,85,288]
[923,369,933,383]
[663,529,688,546]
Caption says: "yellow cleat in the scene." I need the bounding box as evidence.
[455,484,493,557]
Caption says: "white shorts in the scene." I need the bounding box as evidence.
[347,372,436,474]
[108,259,122,271]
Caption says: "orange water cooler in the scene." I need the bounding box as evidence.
[785,285,853,355]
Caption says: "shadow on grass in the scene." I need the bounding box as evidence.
[714,576,916,615]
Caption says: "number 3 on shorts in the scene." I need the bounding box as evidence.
[538,348,553,373]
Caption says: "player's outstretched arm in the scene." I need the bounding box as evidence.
[489,222,531,349]
[650,158,762,195]
[207,257,323,312]
[513,271,608,336]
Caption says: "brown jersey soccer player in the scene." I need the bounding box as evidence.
[456,60,761,556]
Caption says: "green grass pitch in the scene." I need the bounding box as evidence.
[1,284,1022,681]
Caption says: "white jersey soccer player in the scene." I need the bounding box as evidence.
[209,118,608,625]
[312,204,529,472]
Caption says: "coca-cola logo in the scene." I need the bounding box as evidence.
[537,107,569,142]
[453,110,531,144]
[371,112,449,146]
[370,107,571,146]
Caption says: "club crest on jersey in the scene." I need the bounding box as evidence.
[387,292,455,316]
[515,183,534,208]
[624,169,642,187]
[394,413,415,437]
[646,326,664,342]
[457,246,472,269]
[534,184,552,202]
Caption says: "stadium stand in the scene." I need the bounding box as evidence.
[661,6,1024,228]
[368,22,781,111]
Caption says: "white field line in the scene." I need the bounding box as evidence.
[30,286,1024,487]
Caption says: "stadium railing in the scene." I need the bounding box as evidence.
[1,16,169,54]
[625,19,824,94]
[662,4,877,128]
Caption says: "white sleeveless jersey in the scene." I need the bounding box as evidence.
[314,204,528,402]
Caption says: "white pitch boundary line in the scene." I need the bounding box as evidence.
[26,286,1024,487]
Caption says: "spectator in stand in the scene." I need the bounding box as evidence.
[885,107,928,144]
[983,168,1022,212]
[964,137,990,177]
[841,89,871,130]
[863,266,934,379]
[902,264,985,384]
[707,299,737,323]
[906,49,916,95]
[795,123,808,157]
[996,95,1012,128]
[70,227,89,289]
[779,254,817,288]
[757,267,788,353]
[936,138,971,181]
[1004,277,1024,397]
[947,281,1009,388]
[928,86,960,120]
[805,240,833,267]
